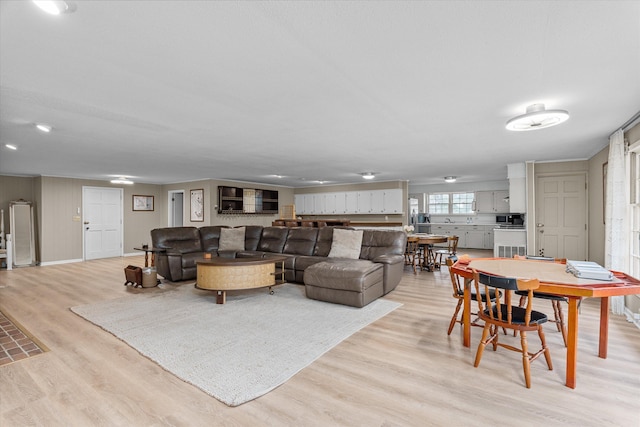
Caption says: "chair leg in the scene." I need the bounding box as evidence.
[474,324,492,367]
[552,300,568,347]
[520,331,532,388]
[448,300,463,335]
[538,325,553,371]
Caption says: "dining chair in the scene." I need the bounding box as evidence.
[445,256,499,335]
[404,236,420,274]
[472,268,553,388]
[434,235,459,268]
[301,220,314,227]
[514,255,569,347]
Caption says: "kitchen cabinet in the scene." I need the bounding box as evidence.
[475,190,509,213]
[484,226,495,250]
[294,189,403,215]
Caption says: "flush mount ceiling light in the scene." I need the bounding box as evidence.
[32,1,76,15]
[110,177,134,185]
[444,176,457,183]
[35,123,52,133]
[506,103,569,131]
[5,144,17,150]
[361,172,376,180]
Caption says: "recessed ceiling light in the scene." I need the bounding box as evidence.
[32,1,76,15]
[506,103,569,131]
[36,123,52,133]
[361,172,376,180]
[110,177,134,185]
[5,144,17,150]
[444,176,457,183]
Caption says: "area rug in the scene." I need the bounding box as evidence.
[70,283,401,406]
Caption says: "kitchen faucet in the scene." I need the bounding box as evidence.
[444,218,451,223]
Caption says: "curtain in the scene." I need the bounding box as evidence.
[604,129,627,315]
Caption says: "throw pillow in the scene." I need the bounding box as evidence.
[219,227,246,251]
[328,229,363,259]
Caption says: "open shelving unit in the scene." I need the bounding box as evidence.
[218,186,278,214]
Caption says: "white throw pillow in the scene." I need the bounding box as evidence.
[328,229,363,259]
[219,227,246,251]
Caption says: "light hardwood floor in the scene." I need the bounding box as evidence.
[1,252,639,426]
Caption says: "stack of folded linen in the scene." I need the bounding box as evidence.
[566,260,613,281]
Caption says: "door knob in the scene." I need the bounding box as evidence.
[84,221,90,225]
[536,223,544,227]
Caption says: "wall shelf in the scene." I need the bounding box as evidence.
[218,186,278,214]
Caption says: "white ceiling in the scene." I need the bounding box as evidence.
[1,1,639,188]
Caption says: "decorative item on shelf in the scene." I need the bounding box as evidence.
[403,225,415,234]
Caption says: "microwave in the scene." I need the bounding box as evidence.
[496,215,507,223]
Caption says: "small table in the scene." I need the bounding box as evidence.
[133,246,166,267]
[195,256,286,304]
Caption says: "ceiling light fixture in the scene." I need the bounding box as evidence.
[506,103,569,131]
[444,176,457,183]
[5,144,17,150]
[110,177,134,185]
[32,1,76,15]
[36,123,52,133]
[361,172,376,180]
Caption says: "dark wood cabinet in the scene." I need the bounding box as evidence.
[218,186,278,214]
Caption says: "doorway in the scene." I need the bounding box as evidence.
[82,186,123,260]
[535,173,587,260]
[169,190,184,227]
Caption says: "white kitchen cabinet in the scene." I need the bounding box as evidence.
[382,189,403,214]
[484,226,495,250]
[345,191,358,214]
[475,190,509,213]
[508,163,526,213]
[294,189,404,215]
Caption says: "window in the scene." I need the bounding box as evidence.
[452,192,475,214]
[428,193,449,214]
[630,151,640,277]
[428,192,475,215]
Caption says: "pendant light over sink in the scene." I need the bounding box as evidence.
[506,103,569,131]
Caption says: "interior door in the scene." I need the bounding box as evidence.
[170,191,184,227]
[83,187,123,260]
[535,174,587,260]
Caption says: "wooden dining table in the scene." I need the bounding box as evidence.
[412,233,448,271]
[451,257,640,389]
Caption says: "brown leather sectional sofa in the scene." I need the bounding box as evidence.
[150,225,407,305]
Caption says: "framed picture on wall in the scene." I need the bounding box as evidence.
[190,189,204,222]
[132,195,154,211]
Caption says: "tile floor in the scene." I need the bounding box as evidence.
[0,310,46,366]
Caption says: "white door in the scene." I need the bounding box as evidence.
[535,174,587,260]
[83,187,123,260]
[169,191,184,227]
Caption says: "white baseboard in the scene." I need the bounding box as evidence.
[40,258,84,266]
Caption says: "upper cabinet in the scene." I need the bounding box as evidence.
[294,189,403,215]
[219,186,278,214]
[475,190,509,213]
[507,163,526,213]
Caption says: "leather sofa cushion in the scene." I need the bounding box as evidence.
[200,226,228,252]
[244,226,263,251]
[283,227,318,256]
[304,260,382,292]
[360,230,406,260]
[257,227,289,253]
[151,227,201,254]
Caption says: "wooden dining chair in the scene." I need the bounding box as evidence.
[472,269,553,388]
[434,235,459,268]
[514,255,569,347]
[301,220,314,227]
[445,256,499,335]
[404,236,420,274]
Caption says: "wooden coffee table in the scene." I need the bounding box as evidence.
[195,256,286,304]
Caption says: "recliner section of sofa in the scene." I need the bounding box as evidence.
[150,225,406,296]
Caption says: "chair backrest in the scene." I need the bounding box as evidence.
[406,236,420,253]
[473,269,540,326]
[448,235,459,253]
[446,256,462,297]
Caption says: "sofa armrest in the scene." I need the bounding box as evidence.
[371,254,404,265]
